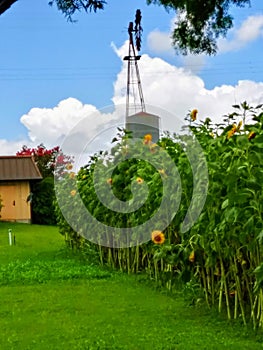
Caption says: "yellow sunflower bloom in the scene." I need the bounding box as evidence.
[190,109,198,121]
[136,177,144,184]
[69,172,75,179]
[151,230,165,244]
[66,163,73,170]
[227,130,234,139]
[70,190,76,196]
[158,169,167,177]
[237,120,242,131]
[189,250,195,263]
[150,143,158,153]
[248,131,256,140]
[143,134,152,144]
[106,178,113,185]
[227,124,237,139]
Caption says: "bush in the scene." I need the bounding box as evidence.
[31,177,57,225]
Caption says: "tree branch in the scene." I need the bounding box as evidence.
[0,0,18,15]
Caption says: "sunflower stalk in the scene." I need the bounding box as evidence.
[233,258,247,326]
[201,266,210,307]
[220,257,231,320]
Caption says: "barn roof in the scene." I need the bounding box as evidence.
[0,156,42,181]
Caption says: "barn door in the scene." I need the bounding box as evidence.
[0,185,17,220]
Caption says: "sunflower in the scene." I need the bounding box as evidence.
[69,172,75,179]
[227,129,234,139]
[248,131,256,140]
[190,109,198,121]
[158,169,167,177]
[136,177,144,184]
[227,124,237,139]
[189,250,195,263]
[150,143,158,153]
[66,163,73,170]
[143,134,152,144]
[237,120,242,131]
[151,230,165,244]
[106,178,113,185]
[70,190,76,196]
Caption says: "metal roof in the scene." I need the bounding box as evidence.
[0,156,42,181]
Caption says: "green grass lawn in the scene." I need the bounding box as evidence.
[0,222,263,350]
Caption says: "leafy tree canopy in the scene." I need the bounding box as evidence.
[0,0,251,54]
[147,0,251,55]
[49,0,251,55]
[16,144,73,225]
[16,144,61,178]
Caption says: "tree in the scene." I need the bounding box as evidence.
[0,0,17,15]
[147,0,251,55]
[0,0,251,54]
[16,144,72,225]
[16,144,60,178]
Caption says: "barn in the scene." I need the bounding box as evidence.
[0,156,42,223]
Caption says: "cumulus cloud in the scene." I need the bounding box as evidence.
[0,139,32,155]
[218,15,263,52]
[1,41,263,156]
[20,98,98,145]
[147,14,263,59]
[147,30,173,55]
[113,42,263,128]
[146,17,207,73]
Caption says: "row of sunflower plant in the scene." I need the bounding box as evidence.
[54,102,263,329]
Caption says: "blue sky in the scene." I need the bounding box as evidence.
[0,0,263,153]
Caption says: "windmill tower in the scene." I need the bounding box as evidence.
[124,10,160,143]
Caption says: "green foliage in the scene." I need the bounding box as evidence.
[16,144,72,225]
[56,102,263,328]
[0,0,252,54]
[0,257,111,285]
[1,222,263,349]
[30,177,57,225]
[49,0,251,55]
[148,0,250,55]
[49,0,106,20]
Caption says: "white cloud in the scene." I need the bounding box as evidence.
[0,139,31,155]
[1,41,263,156]
[20,97,98,145]
[147,14,263,58]
[218,15,263,53]
[113,42,263,129]
[146,15,177,56]
[147,30,173,55]
[146,16,206,73]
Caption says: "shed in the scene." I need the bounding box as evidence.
[0,156,42,223]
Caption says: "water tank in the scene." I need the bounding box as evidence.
[126,111,160,143]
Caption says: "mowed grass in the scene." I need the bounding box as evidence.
[0,222,263,350]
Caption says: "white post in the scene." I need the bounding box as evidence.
[8,229,12,246]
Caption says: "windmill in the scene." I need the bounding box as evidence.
[124,10,160,142]
[123,9,145,118]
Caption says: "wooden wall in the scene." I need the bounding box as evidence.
[0,181,31,223]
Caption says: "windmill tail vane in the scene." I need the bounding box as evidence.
[134,9,143,52]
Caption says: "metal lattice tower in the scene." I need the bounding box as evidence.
[124,10,145,120]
